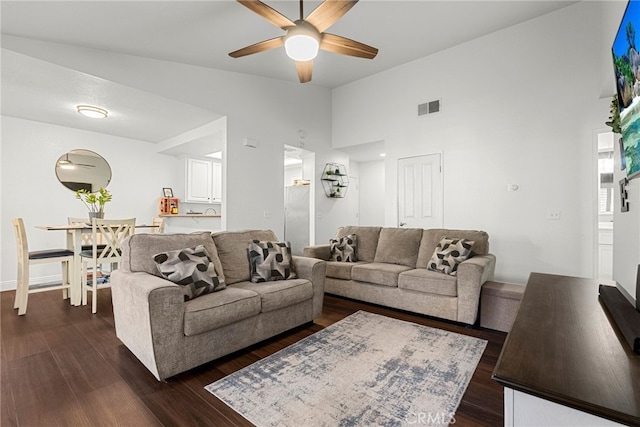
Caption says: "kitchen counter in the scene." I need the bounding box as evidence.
[159,214,221,217]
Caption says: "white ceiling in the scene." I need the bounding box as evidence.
[2,49,219,143]
[1,0,577,147]
[1,0,577,89]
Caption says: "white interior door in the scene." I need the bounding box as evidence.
[398,154,443,228]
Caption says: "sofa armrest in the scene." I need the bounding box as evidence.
[293,255,326,319]
[303,244,331,261]
[456,254,496,325]
[111,270,186,381]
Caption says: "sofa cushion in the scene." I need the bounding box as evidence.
[398,269,458,297]
[153,245,226,301]
[373,228,423,267]
[427,237,474,276]
[233,279,313,313]
[212,230,279,285]
[183,287,260,336]
[326,261,370,280]
[248,240,297,283]
[335,226,381,262]
[330,234,357,262]
[122,232,224,283]
[416,229,489,269]
[352,263,413,287]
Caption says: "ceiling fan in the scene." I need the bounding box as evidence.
[229,0,378,83]
[57,153,95,169]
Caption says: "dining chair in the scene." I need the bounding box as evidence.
[152,216,165,233]
[80,218,135,314]
[12,217,74,315]
[68,217,106,250]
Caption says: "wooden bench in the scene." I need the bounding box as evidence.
[480,281,524,332]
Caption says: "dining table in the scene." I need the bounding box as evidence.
[35,223,159,306]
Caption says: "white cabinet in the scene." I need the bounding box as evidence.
[212,161,222,202]
[505,389,623,427]
[185,158,212,203]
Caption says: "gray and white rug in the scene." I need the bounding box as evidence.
[205,311,487,427]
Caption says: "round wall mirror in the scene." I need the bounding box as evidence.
[55,149,112,192]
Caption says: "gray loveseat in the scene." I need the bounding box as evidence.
[111,230,325,381]
[303,226,495,325]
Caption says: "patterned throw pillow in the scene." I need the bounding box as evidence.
[427,237,475,276]
[248,240,297,283]
[153,244,226,301]
[330,234,357,262]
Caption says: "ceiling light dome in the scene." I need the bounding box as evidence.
[284,21,320,62]
[77,105,108,119]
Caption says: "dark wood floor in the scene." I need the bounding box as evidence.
[1,288,506,426]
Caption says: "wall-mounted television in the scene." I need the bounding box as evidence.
[613,0,640,179]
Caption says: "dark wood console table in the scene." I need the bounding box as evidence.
[492,273,640,426]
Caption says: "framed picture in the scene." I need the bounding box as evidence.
[619,137,627,171]
[163,188,173,198]
[619,178,629,212]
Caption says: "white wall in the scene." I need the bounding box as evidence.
[0,116,183,289]
[358,160,385,226]
[613,130,640,301]
[332,1,620,284]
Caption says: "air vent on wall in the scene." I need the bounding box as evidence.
[418,99,441,116]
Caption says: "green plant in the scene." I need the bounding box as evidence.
[76,187,112,213]
[606,94,621,134]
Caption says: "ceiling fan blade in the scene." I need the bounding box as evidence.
[306,0,358,33]
[237,0,295,29]
[320,33,378,59]
[295,60,313,83]
[229,37,284,58]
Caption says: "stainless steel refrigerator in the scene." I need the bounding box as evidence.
[284,185,310,256]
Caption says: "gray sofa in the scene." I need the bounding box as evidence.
[303,226,495,325]
[111,230,325,381]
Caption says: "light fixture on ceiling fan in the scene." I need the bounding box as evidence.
[57,155,76,170]
[229,0,378,83]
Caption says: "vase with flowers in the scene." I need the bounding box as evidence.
[76,187,112,221]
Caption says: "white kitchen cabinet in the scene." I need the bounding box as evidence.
[185,158,213,203]
[212,161,222,202]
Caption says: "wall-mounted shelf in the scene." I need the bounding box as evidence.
[159,214,221,218]
[158,197,179,215]
[321,163,349,198]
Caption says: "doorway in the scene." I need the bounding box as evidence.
[284,145,315,255]
[398,153,443,228]
[596,131,615,280]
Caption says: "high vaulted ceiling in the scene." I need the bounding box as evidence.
[2,0,577,89]
[2,0,578,149]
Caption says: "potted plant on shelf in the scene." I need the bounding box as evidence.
[606,94,621,134]
[76,187,112,221]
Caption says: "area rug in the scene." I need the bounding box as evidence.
[205,311,487,427]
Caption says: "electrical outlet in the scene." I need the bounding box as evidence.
[547,210,561,220]
[263,210,271,218]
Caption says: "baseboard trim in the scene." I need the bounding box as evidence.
[0,274,63,292]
